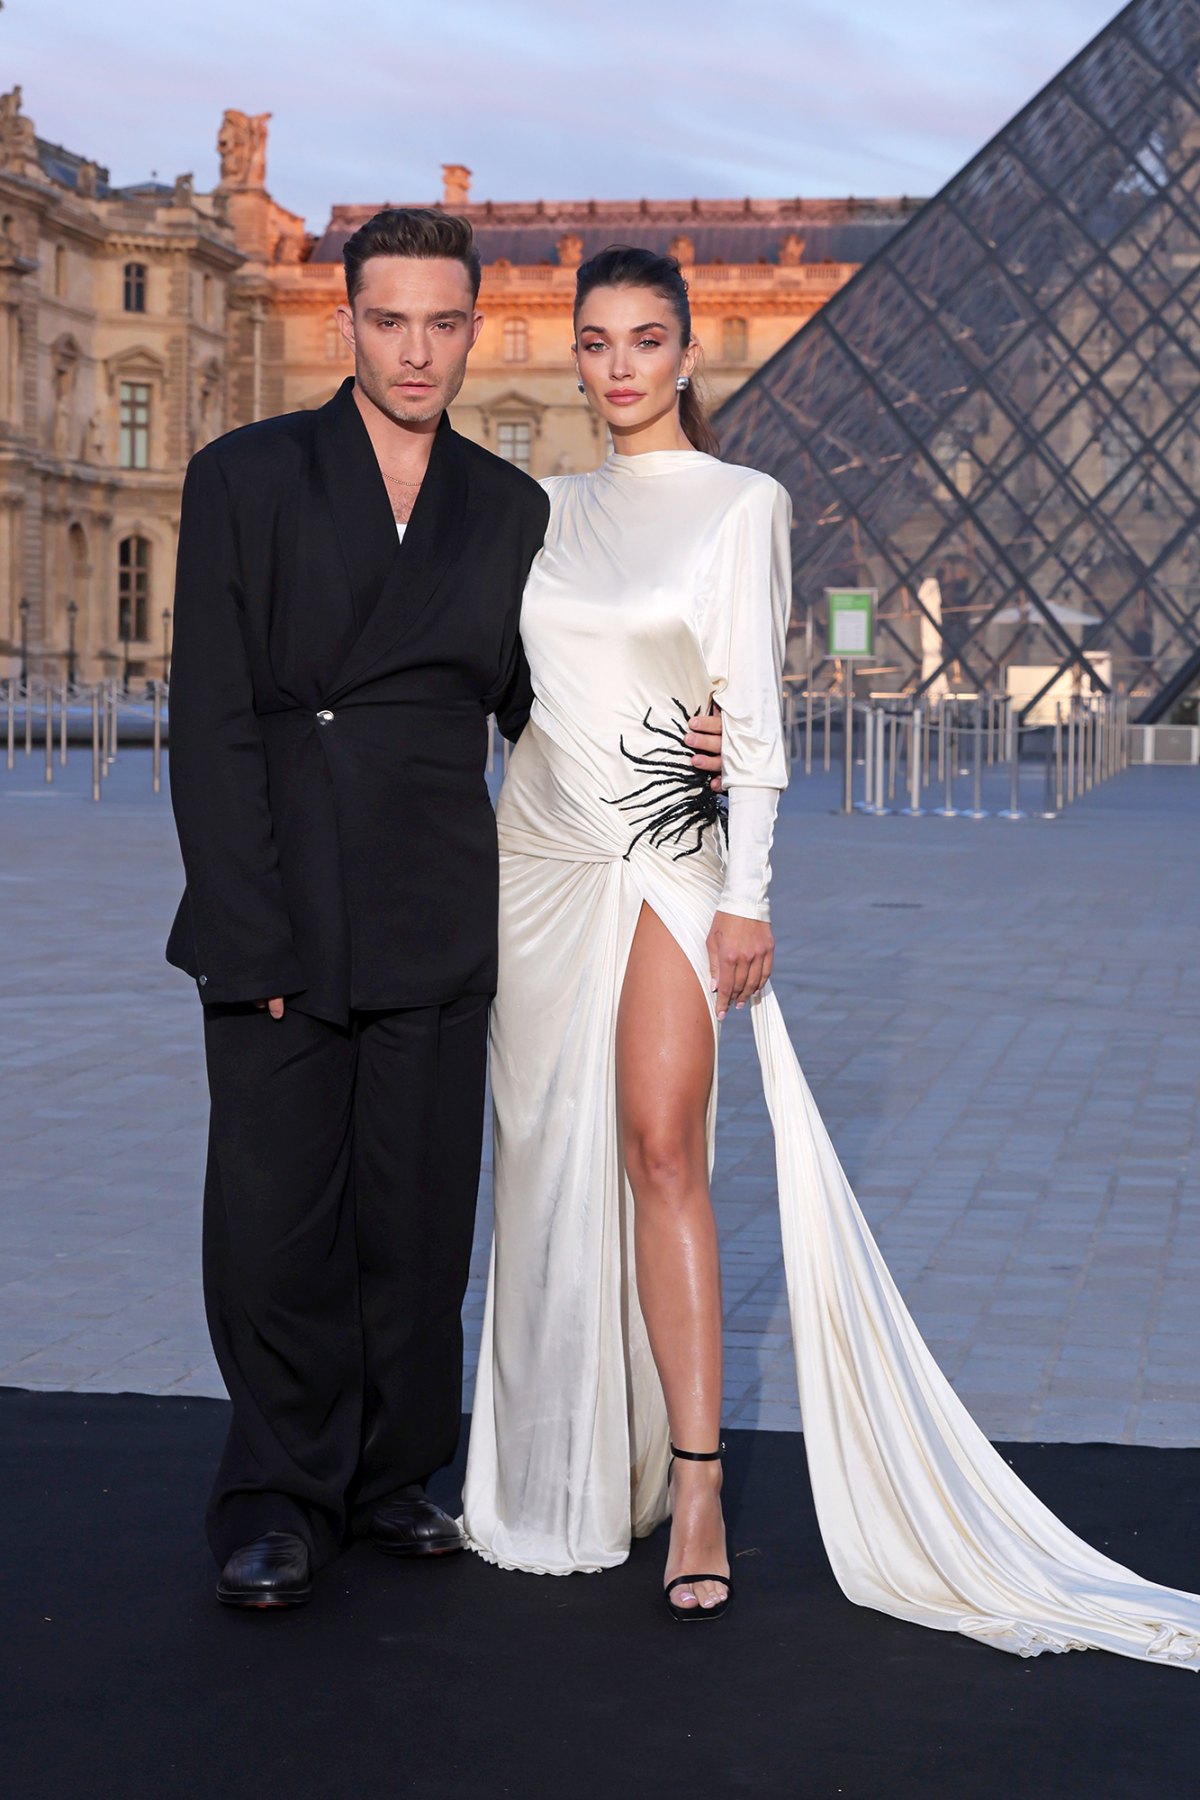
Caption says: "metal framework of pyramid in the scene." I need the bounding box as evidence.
[717,0,1200,720]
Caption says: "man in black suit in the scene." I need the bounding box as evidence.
[168,209,724,1607]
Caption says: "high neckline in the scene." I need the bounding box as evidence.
[603,449,714,474]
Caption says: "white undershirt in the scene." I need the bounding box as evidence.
[395,521,407,541]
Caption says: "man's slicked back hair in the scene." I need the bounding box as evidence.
[342,208,482,305]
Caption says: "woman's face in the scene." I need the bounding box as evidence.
[573,285,698,440]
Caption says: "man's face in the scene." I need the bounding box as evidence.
[336,256,483,427]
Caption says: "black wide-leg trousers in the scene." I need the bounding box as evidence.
[200,994,489,1567]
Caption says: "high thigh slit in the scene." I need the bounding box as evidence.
[461,448,1200,1666]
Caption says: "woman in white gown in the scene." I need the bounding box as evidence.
[462,247,1200,1662]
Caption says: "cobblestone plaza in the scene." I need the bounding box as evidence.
[3,746,1197,1447]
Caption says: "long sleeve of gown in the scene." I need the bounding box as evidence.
[704,475,792,920]
[719,785,779,921]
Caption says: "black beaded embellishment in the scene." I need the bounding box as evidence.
[606,699,728,861]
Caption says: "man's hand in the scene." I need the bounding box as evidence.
[706,912,774,1022]
[686,707,724,795]
[254,997,286,1019]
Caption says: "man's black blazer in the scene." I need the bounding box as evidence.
[166,377,548,1023]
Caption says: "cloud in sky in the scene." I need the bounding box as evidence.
[5,0,1124,226]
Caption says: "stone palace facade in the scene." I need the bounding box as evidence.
[0,91,915,683]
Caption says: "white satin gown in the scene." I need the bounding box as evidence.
[461,448,1200,1669]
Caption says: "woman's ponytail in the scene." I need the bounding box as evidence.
[679,373,720,458]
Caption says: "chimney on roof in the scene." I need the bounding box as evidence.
[442,163,471,209]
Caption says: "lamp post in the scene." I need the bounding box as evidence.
[18,596,30,686]
[161,607,171,684]
[66,599,78,690]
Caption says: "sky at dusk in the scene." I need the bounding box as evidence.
[6,0,1126,228]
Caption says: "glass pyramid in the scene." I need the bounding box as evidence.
[717,0,1200,721]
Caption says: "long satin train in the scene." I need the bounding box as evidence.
[751,986,1200,1667]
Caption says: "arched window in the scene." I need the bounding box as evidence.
[502,318,529,364]
[722,317,748,362]
[123,262,147,313]
[118,536,151,641]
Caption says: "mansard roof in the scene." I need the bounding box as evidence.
[307,195,920,268]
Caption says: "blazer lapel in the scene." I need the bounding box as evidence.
[313,377,398,637]
[328,410,468,699]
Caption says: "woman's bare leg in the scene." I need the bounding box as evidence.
[617,902,727,1611]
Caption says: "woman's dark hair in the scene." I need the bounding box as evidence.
[573,245,720,457]
[342,207,481,305]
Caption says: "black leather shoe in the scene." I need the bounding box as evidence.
[216,1531,312,1608]
[365,1492,464,1558]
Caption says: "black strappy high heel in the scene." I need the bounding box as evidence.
[663,1442,732,1623]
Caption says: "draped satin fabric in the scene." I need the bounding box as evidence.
[461,450,1200,1668]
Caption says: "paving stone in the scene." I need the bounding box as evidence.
[2,750,1198,1448]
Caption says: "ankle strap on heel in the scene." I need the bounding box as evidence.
[668,1441,726,1462]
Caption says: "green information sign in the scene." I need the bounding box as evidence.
[826,588,876,658]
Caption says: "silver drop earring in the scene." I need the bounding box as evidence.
[577,378,585,393]
[677,375,690,391]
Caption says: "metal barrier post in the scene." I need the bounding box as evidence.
[91,687,101,802]
[862,706,876,812]
[841,680,854,815]
[902,706,923,816]
[933,701,957,816]
[110,681,119,767]
[999,717,1025,819]
[5,680,13,770]
[967,697,986,818]
[876,706,888,812]
[1039,725,1057,818]
[152,681,162,794]
[824,690,832,772]
[44,679,53,785]
[24,679,32,756]
[936,695,946,782]
[1055,704,1064,810]
[60,681,68,766]
[887,711,899,803]
[804,685,813,776]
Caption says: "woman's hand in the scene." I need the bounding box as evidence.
[706,912,774,1021]
[686,708,724,795]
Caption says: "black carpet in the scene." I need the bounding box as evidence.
[2,1389,1196,1800]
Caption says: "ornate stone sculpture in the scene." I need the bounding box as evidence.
[217,110,271,189]
[441,164,471,208]
[778,232,806,266]
[84,411,107,464]
[557,233,583,269]
[0,86,37,171]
